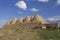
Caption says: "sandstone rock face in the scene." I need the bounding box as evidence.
[5,14,47,25]
[32,14,47,24]
[17,17,23,23]
[24,16,31,23]
[6,19,12,25]
[31,16,34,21]
[10,18,17,24]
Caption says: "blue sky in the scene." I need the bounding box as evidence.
[0,0,60,27]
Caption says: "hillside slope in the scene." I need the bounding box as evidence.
[0,23,60,40]
[0,23,44,40]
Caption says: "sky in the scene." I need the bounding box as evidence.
[0,0,60,27]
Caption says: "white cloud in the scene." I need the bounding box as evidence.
[47,16,60,22]
[57,0,60,5]
[30,8,39,12]
[48,18,56,21]
[46,16,60,23]
[38,0,48,2]
[15,1,27,10]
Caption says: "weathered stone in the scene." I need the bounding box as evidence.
[11,18,17,24]
[32,14,47,24]
[24,16,31,23]
[17,17,23,23]
[6,19,12,25]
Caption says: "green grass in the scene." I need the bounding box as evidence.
[36,29,60,40]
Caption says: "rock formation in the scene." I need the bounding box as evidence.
[16,17,23,23]
[5,14,47,25]
[6,19,12,25]
[32,14,47,24]
[31,16,34,21]
[24,16,31,23]
[4,14,48,29]
[10,18,17,24]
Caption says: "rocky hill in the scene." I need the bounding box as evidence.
[0,14,48,40]
[5,14,47,26]
[0,14,59,40]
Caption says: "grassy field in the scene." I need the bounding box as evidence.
[36,29,60,40]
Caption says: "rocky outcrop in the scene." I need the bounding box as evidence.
[24,16,31,23]
[31,16,34,21]
[16,17,23,23]
[6,19,12,25]
[5,14,47,25]
[10,18,17,24]
[32,14,47,24]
